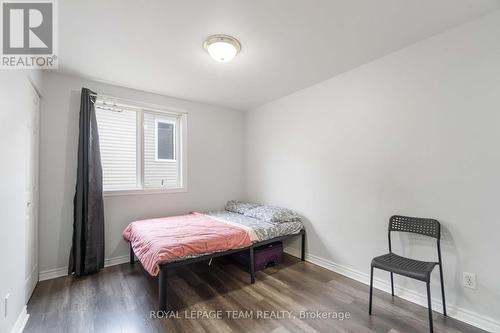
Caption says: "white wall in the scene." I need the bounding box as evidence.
[244,11,500,330]
[38,72,244,273]
[0,71,40,333]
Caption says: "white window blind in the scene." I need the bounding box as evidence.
[95,108,137,191]
[94,98,186,194]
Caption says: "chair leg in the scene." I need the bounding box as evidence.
[439,264,447,316]
[427,282,433,333]
[369,266,374,315]
[390,272,394,296]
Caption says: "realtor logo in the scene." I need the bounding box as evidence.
[1,0,57,68]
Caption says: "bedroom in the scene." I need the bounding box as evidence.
[1,1,500,332]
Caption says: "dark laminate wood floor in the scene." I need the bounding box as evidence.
[26,255,484,333]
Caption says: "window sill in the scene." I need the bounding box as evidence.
[103,187,187,197]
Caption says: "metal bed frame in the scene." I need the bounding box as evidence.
[129,229,306,311]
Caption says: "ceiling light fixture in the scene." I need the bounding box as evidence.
[203,34,241,63]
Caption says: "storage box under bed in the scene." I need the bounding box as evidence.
[231,241,283,271]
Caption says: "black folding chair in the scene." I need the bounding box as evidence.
[369,215,447,333]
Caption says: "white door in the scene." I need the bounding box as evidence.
[25,85,40,302]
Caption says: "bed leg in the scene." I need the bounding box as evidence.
[250,246,255,284]
[159,265,167,311]
[129,243,134,265]
[301,231,306,261]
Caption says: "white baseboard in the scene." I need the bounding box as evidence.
[38,266,67,281]
[285,248,500,333]
[104,255,130,268]
[38,255,130,282]
[10,305,29,333]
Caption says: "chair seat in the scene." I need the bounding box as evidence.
[371,253,438,282]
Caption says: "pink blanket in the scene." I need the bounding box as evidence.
[123,212,251,276]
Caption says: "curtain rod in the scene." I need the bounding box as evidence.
[89,92,188,115]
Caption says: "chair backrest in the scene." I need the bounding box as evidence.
[389,215,440,239]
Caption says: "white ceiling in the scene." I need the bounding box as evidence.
[57,0,500,110]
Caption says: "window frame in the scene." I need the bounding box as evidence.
[97,98,188,197]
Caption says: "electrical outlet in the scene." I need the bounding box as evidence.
[4,293,9,317]
[463,272,476,289]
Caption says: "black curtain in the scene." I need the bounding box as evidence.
[69,88,105,277]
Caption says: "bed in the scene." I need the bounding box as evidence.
[123,205,305,311]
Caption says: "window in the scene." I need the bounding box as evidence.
[95,98,187,194]
[155,119,175,161]
[143,112,181,189]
